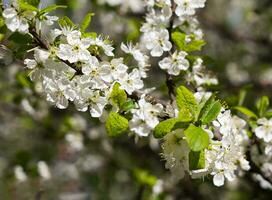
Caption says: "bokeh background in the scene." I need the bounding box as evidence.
[1,0,272,199]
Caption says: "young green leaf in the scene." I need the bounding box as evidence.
[0,17,5,28]
[18,0,39,11]
[58,16,76,28]
[265,110,272,118]
[256,96,270,117]
[171,31,206,52]
[198,96,221,124]
[80,12,95,33]
[184,124,210,152]
[82,32,97,38]
[110,83,127,108]
[189,150,205,170]
[120,100,135,112]
[176,86,198,121]
[23,0,40,6]
[39,4,67,15]
[153,118,179,138]
[106,112,128,137]
[233,106,257,119]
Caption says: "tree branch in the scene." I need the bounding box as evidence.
[165,0,177,103]
[29,28,170,108]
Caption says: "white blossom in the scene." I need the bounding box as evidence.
[129,97,163,136]
[24,49,50,81]
[81,56,109,89]
[187,58,218,86]
[43,76,76,109]
[57,30,91,63]
[42,14,58,26]
[100,58,128,83]
[162,130,190,180]
[174,0,206,16]
[255,118,272,143]
[144,29,172,57]
[118,69,144,95]
[159,51,189,75]
[121,42,150,78]
[3,7,29,33]
[88,36,114,57]
[87,91,108,118]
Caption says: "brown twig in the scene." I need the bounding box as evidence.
[165,0,177,103]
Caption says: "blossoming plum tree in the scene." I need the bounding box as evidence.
[1,0,272,190]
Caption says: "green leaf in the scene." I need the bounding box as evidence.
[154,118,189,138]
[0,33,4,41]
[256,96,270,117]
[106,112,128,137]
[110,83,127,108]
[18,0,39,11]
[248,120,258,130]
[16,72,32,88]
[171,31,206,52]
[195,94,210,119]
[58,16,76,28]
[153,118,179,138]
[238,88,247,106]
[233,106,257,119]
[39,4,66,15]
[80,12,95,33]
[189,150,205,170]
[0,17,5,28]
[82,32,97,38]
[265,110,272,118]
[176,86,198,122]
[120,100,135,112]
[184,124,210,152]
[23,0,40,6]
[199,96,221,124]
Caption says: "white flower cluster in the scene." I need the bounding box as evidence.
[203,111,250,186]
[159,51,189,76]
[140,0,217,88]
[252,117,272,189]
[186,58,218,87]
[2,3,150,119]
[255,118,272,144]
[162,129,190,181]
[129,97,163,137]
[2,0,58,34]
[162,109,250,187]
[174,0,206,17]
[2,1,33,33]
[140,4,172,57]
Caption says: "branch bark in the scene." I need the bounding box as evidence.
[165,0,177,103]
